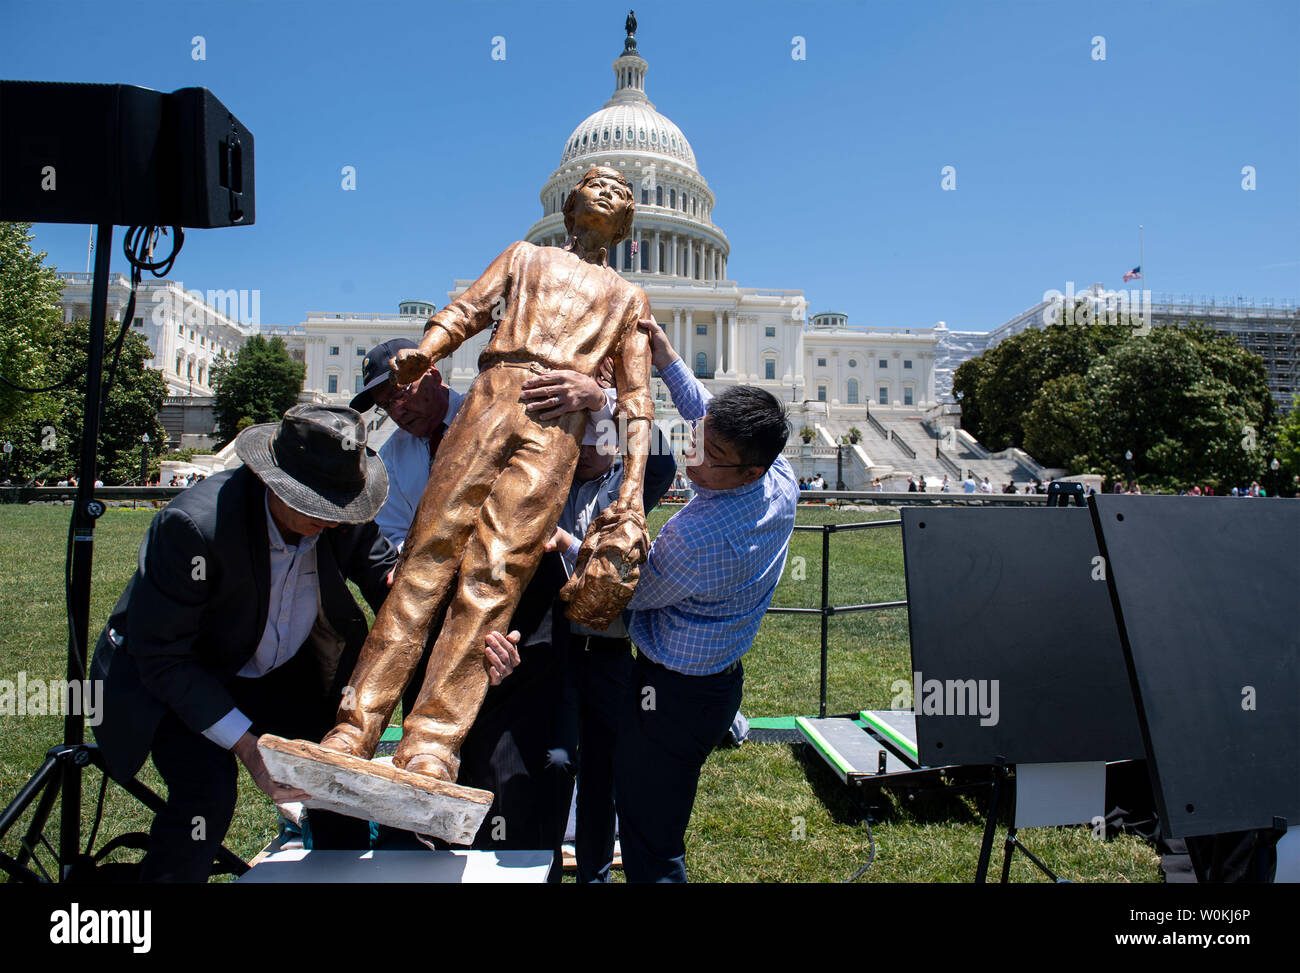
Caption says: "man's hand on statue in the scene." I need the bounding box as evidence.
[636,317,677,370]
[521,370,606,420]
[391,347,432,386]
[485,629,521,685]
[597,356,615,389]
[233,732,312,803]
[544,525,577,553]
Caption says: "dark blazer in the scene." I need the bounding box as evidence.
[91,465,398,781]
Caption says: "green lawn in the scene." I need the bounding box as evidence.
[0,502,1161,883]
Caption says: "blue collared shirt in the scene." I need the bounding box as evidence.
[627,358,798,675]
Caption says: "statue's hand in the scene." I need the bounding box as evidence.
[392,348,431,386]
[560,507,648,630]
[589,506,648,565]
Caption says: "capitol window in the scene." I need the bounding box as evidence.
[817,385,827,402]
[879,358,888,369]
[848,358,857,368]
[817,357,826,367]
[328,375,338,394]
[847,379,859,404]
[904,359,913,369]
[656,186,663,205]
[904,387,914,406]
[696,323,707,335]
[765,326,775,337]
[765,359,776,380]
[641,188,649,204]
[670,188,676,207]
[330,346,340,356]
[695,352,708,378]
[356,346,365,356]
[878,386,889,405]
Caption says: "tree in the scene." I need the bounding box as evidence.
[1022,372,1099,470]
[1016,325,1273,489]
[0,222,66,468]
[1,316,167,484]
[954,307,1134,451]
[210,335,305,445]
[1274,406,1300,496]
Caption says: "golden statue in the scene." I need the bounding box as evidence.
[259,166,653,841]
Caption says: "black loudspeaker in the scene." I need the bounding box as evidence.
[0,81,254,228]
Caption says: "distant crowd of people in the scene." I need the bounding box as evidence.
[1117,480,1280,497]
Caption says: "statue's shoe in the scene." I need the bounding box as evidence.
[396,751,457,782]
[319,725,370,758]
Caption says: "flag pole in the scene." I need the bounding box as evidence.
[1139,224,1144,296]
[86,227,94,274]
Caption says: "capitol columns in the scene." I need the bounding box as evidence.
[672,308,681,355]
[652,230,661,274]
[714,310,723,374]
[684,309,694,371]
[727,310,740,379]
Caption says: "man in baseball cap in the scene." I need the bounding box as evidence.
[91,404,399,881]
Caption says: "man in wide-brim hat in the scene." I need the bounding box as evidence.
[91,405,399,882]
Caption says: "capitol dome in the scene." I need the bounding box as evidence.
[559,102,698,171]
[526,19,730,283]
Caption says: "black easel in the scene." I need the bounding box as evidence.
[0,225,246,882]
[974,477,1087,884]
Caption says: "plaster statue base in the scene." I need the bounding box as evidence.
[258,735,493,845]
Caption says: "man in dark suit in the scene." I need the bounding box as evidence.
[91,405,398,882]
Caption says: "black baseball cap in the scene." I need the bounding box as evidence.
[349,338,419,413]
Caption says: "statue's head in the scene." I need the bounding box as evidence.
[563,166,635,246]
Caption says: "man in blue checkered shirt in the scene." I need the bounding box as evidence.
[611,317,798,882]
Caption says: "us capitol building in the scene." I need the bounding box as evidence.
[59,18,1147,488]
[263,20,983,488]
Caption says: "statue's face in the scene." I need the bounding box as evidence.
[570,172,632,242]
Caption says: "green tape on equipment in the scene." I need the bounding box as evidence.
[859,710,918,762]
[794,717,855,778]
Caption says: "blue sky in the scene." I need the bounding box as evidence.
[5,0,1297,332]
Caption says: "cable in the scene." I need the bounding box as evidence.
[61,224,185,696]
[100,226,184,416]
[843,818,877,882]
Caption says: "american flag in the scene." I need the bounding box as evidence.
[1122,265,1141,282]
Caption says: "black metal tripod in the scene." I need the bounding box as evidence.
[0,225,246,882]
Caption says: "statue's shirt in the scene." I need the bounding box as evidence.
[423,241,654,422]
